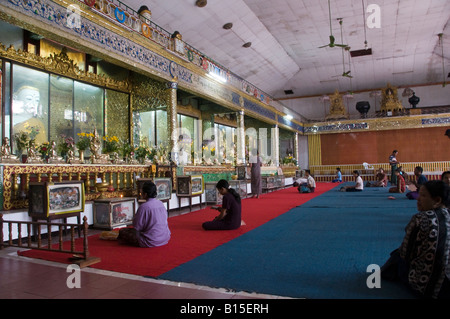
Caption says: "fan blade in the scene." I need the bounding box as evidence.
[336,44,348,48]
[318,44,330,48]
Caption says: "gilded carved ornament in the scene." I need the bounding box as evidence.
[0,43,131,92]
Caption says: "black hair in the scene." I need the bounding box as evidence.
[142,181,158,198]
[352,170,360,176]
[216,179,241,204]
[442,171,450,179]
[415,166,423,173]
[336,167,341,171]
[422,180,450,207]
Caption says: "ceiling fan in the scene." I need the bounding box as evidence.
[333,19,353,78]
[319,0,348,49]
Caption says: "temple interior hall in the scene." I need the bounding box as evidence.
[0,0,450,305]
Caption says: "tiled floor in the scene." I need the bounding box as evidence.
[0,206,290,300]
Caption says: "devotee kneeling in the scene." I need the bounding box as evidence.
[381,180,450,299]
[203,179,242,230]
[118,181,171,247]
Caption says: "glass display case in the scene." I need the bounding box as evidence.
[136,177,172,203]
[205,182,222,205]
[93,197,136,229]
[262,176,276,192]
[228,180,248,199]
[176,175,204,196]
[28,181,85,219]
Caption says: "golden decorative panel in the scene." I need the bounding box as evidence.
[105,89,130,142]
[131,73,169,112]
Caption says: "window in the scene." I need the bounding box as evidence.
[2,62,128,156]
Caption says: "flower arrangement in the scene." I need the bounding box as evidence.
[76,132,92,151]
[58,134,75,155]
[120,140,135,158]
[14,126,40,155]
[134,146,151,161]
[14,131,30,155]
[282,154,297,165]
[38,141,52,158]
[155,143,169,163]
[103,135,119,153]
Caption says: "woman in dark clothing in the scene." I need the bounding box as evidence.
[382,180,450,299]
[203,180,242,230]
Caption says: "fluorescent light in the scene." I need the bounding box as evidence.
[285,115,293,120]
[207,72,227,83]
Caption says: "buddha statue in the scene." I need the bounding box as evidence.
[12,85,47,144]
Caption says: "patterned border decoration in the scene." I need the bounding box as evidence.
[277,114,304,133]
[422,117,450,125]
[304,122,369,134]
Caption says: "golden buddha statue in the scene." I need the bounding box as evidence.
[326,89,348,120]
[381,83,403,113]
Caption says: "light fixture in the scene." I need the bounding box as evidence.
[223,23,233,30]
[285,115,293,120]
[207,72,227,83]
[195,0,207,8]
[243,42,252,48]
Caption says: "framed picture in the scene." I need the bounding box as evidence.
[28,181,85,219]
[155,178,172,200]
[137,178,172,202]
[191,175,204,195]
[93,197,136,229]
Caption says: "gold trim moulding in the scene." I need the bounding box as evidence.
[304,112,450,135]
[1,163,155,211]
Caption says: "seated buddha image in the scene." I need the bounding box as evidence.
[381,83,403,112]
[326,89,348,120]
[12,86,47,144]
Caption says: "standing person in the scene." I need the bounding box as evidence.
[389,150,399,185]
[203,179,242,231]
[389,168,406,193]
[298,169,316,193]
[250,150,262,198]
[406,166,428,199]
[118,181,171,247]
[381,180,450,299]
[340,170,364,192]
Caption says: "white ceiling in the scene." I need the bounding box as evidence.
[120,0,450,99]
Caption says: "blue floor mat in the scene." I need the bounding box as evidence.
[158,184,419,299]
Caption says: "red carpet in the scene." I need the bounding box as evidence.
[18,183,337,277]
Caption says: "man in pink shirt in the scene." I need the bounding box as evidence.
[118,181,171,247]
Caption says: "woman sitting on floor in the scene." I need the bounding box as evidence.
[203,179,242,231]
[389,168,406,193]
[381,180,450,299]
[366,168,388,187]
[405,166,428,200]
[340,170,363,192]
[117,181,171,247]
